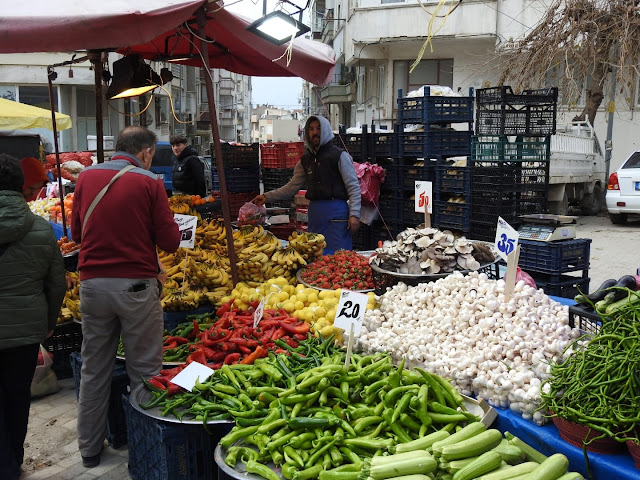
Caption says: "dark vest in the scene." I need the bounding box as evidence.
[300,143,349,201]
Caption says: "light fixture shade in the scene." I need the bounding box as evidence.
[106,54,163,99]
[246,11,310,46]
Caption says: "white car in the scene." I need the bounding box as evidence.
[606,150,640,224]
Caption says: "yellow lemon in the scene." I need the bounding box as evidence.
[284,284,296,295]
[318,290,330,300]
[283,301,295,313]
[294,300,305,311]
[326,307,337,320]
[295,283,305,292]
[314,317,328,330]
[296,292,308,303]
[306,291,319,304]
[315,306,327,318]
[278,291,290,302]
[288,295,298,303]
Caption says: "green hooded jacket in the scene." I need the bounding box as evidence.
[0,190,66,350]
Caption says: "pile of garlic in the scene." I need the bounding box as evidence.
[357,271,582,425]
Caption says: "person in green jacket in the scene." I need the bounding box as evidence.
[0,153,66,480]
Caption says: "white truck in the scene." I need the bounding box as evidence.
[547,121,606,216]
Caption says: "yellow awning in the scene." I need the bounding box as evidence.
[0,97,72,131]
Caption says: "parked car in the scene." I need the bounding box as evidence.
[150,141,174,194]
[605,150,640,224]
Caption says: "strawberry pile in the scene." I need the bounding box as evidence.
[299,249,374,291]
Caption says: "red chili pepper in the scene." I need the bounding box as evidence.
[271,327,286,340]
[229,338,259,348]
[188,319,199,340]
[167,383,183,397]
[211,351,228,362]
[216,299,234,317]
[293,333,307,341]
[249,300,260,309]
[186,349,207,365]
[209,362,223,370]
[238,345,252,355]
[274,348,288,355]
[285,338,299,349]
[164,336,189,345]
[279,321,310,335]
[154,376,171,386]
[163,341,178,350]
[147,377,166,390]
[240,345,267,364]
[203,347,216,359]
[224,353,241,364]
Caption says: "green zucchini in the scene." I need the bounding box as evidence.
[369,455,437,480]
[555,473,584,480]
[432,422,487,456]
[476,462,539,480]
[524,453,569,480]
[440,429,504,461]
[504,433,548,464]
[452,451,502,480]
[492,440,525,464]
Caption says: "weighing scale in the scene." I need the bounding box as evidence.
[518,214,578,242]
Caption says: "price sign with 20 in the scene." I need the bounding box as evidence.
[494,216,519,262]
[333,290,368,336]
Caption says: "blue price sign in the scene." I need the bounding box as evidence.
[494,217,519,262]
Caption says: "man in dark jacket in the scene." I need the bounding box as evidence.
[0,154,66,480]
[170,134,206,197]
[71,126,181,469]
[253,115,361,253]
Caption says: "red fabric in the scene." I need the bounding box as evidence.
[20,157,48,201]
[70,154,180,281]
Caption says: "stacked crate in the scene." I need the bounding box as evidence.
[259,142,305,210]
[211,143,261,219]
[469,87,557,241]
[433,157,472,234]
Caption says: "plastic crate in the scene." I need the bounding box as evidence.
[210,143,259,168]
[397,129,472,159]
[334,131,366,159]
[266,199,294,209]
[193,201,222,221]
[212,166,260,194]
[268,221,299,240]
[43,321,83,379]
[476,86,558,105]
[227,191,260,220]
[397,87,475,125]
[70,352,129,448]
[471,161,549,195]
[385,161,435,192]
[402,203,427,227]
[377,195,403,223]
[470,192,546,226]
[124,395,233,480]
[260,142,305,168]
[369,129,396,159]
[433,200,471,232]
[435,165,471,194]
[568,304,603,335]
[518,239,591,275]
[532,273,590,299]
[63,251,79,272]
[261,168,295,191]
[469,222,498,242]
[352,223,376,251]
[163,305,215,333]
[472,136,550,163]
[476,105,557,136]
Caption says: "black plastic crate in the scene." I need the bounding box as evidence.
[471,160,549,195]
[476,86,558,106]
[398,129,472,159]
[334,131,366,158]
[211,143,259,168]
[532,273,590,299]
[518,238,592,275]
[470,192,545,226]
[433,200,471,232]
[385,161,435,192]
[212,166,260,194]
[469,222,498,242]
[377,195,403,223]
[476,104,557,136]
[397,87,475,125]
[369,129,396,159]
[435,165,471,194]
[43,321,83,379]
[261,167,295,191]
[70,352,130,448]
[403,202,427,226]
[568,304,603,335]
[352,223,377,251]
[124,395,233,480]
[266,199,294,209]
[163,305,215,333]
[63,251,79,272]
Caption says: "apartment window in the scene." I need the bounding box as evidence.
[201,83,208,103]
[1,85,16,101]
[393,59,453,98]
[378,66,386,105]
[19,85,57,110]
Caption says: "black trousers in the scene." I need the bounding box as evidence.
[0,343,39,480]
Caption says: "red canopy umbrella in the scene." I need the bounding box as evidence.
[0,1,336,284]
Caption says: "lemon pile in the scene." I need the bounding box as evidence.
[225,277,378,341]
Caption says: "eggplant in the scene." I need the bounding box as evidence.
[593,275,639,312]
[574,278,617,304]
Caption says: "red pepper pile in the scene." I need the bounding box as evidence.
[299,249,374,291]
[161,305,310,369]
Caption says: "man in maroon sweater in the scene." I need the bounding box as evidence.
[71,126,180,468]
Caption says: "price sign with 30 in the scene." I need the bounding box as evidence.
[494,216,519,262]
[333,290,367,336]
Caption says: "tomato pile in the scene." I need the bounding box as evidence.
[299,250,374,291]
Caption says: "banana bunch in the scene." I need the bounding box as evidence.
[201,219,227,249]
[272,245,307,268]
[58,272,81,322]
[161,288,201,311]
[237,252,271,283]
[196,263,230,287]
[169,201,191,215]
[289,231,326,262]
[201,286,233,306]
[263,261,289,279]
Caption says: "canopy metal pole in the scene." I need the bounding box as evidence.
[89,51,105,164]
[196,7,240,286]
[47,67,67,236]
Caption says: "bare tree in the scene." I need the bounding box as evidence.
[498,0,640,125]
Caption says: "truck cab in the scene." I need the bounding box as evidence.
[150,141,174,195]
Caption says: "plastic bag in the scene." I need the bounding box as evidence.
[30,345,60,399]
[237,202,267,226]
[353,162,386,207]
[509,267,537,289]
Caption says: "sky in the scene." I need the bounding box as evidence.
[226,0,306,110]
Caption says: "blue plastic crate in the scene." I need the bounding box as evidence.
[377,195,403,224]
[70,352,129,448]
[397,87,474,125]
[402,203,428,227]
[334,131,366,159]
[433,200,471,232]
[261,167,295,191]
[531,273,590,299]
[212,166,260,194]
[124,396,233,480]
[398,129,472,159]
[435,165,471,194]
[384,161,435,192]
[369,129,396,159]
[518,239,592,275]
[164,305,215,333]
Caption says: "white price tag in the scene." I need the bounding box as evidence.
[174,214,198,249]
[170,361,214,392]
[253,298,265,329]
[494,217,519,262]
[414,181,433,214]
[333,290,367,337]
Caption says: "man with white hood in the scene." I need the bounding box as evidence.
[253,115,361,253]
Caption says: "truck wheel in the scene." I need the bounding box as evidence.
[609,213,628,225]
[549,192,569,216]
[580,185,604,216]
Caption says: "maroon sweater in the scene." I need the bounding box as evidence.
[71,153,180,281]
